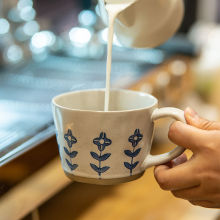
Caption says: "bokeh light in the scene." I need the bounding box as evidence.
[17,0,33,10]
[23,20,39,36]
[8,8,22,22]
[20,6,36,21]
[4,45,23,63]
[0,18,10,35]
[99,28,122,46]
[78,10,97,27]
[31,31,56,49]
[69,27,92,46]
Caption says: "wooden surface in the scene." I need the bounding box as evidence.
[0,158,71,220]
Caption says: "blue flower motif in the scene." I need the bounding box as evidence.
[63,129,78,172]
[128,129,143,147]
[64,129,77,148]
[91,132,112,178]
[93,132,112,152]
[124,129,143,175]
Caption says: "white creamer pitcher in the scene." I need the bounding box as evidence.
[98,0,184,48]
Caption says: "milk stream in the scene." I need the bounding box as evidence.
[104,9,115,112]
[104,2,135,111]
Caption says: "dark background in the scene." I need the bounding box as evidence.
[33,0,198,34]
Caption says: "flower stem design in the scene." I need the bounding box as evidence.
[64,129,78,171]
[90,132,112,178]
[124,129,143,175]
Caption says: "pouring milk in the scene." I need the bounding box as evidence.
[98,0,184,111]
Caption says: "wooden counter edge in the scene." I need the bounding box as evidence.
[0,157,71,220]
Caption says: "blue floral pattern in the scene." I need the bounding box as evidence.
[64,129,78,171]
[64,129,77,148]
[124,129,143,175]
[90,132,112,178]
[128,129,143,147]
[93,132,112,151]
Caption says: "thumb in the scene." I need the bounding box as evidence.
[185,107,220,131]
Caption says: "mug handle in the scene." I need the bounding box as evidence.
[141,107,186,170]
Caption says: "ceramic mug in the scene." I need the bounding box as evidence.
[52,89,185,185]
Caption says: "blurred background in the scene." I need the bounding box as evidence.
[1,0,220,219]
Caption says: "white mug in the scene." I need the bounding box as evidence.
[52,89,185,185]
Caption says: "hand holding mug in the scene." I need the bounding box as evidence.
[154,108,220,208]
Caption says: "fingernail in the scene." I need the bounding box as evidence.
[172,157,184,167]
[172,158,180,167]
[186,107,197,118]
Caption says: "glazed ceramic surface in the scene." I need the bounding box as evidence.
[98,0,184,48]
[52,89,185,185]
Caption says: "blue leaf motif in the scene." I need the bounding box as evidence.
[132,161,139,169]
[124,129,142,175]
[90,164,110,174]
[99,153,111,161]
[124,148,141,158]
[100,166,110,173]
[64,147,78,158]
[133,148,141,157]
[64,147,70,155]
[124,162,132,170]
[90,152,100,161]
[90,152,111,162]
[124,150,133,158]
[90,132,112,177]
[90,163,99,173]
[69,151,78,158]
[66,159,78,171]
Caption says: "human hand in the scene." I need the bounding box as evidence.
[154,107,220,208]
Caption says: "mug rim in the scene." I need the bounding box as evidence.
[52,88,158,113]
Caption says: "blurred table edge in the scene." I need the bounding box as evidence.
[0,125,55,167]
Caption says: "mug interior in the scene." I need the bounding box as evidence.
[53,89,157,112]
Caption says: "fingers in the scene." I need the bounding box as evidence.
[172,186,202,201]
[171,153,188,167]
[189,200,218,209]
[185,107,220,131]
[172,185,219,208]
[168,121,211,152]
[162,154,188,169]
[154,160,199,191]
